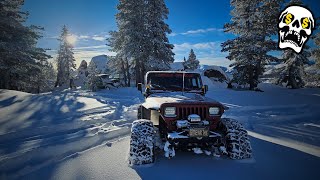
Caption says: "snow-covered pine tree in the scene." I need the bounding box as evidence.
[35,62,56,93]
[184,49,200,70]
[109,0,174,85]
[144,0,174,71]
[87,61,100,91]
[114,0,148,85]
[107,30,131,87]
[277,49,311,88]
[305,26,320,87]
[221,0,282,90]
[0,0,51,92]
[55,25,76,88]
[313,24,320,68]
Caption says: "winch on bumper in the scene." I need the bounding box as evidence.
[166,114,223,147]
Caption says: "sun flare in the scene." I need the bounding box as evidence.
[66,34,77,46]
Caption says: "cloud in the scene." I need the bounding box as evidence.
[92,36,106,41]
[74,45,107,50]
[76,34,108,42]
[168,32,177,37]
[181,28,223,35]
[46,34,108,42]
[78,35,90,39]
[173,42,221,52]
[169,27,223,37]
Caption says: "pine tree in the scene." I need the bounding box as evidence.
[87,60,99,91]
[277,49,311,88]
[108,0,174,85]
[114,0,147,85]
[36,62,56,93]
[55,25,76,88]
[313,27,320,68]
[184,49,200,70]
[0,0,51,92]
[107,31,131,87]
[144,0,174,71]
[221,0,282,90]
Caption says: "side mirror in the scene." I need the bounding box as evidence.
[204,85,208,92]
[202,85,208,94]
[137,83,142,92]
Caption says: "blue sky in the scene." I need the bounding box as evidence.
[23,0,320,68]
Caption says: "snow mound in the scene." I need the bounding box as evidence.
[89,55,109,74]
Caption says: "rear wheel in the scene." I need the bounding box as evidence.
[129,119,155,165]
[220,118,252,159]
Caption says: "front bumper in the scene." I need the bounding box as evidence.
[167,130,222,147]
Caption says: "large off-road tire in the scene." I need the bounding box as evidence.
[220,118,252,159]
[129,119,155,165]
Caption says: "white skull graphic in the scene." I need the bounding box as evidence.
[278,5,315,53]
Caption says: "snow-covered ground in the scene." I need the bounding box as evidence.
[0,79,320,179]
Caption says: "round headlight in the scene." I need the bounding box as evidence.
[209,107,220,115]
[164,107,176,117]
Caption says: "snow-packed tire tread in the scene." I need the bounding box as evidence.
[129,119,154,165]
[221,118,252,159]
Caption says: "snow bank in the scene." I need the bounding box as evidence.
[0,87,143,178]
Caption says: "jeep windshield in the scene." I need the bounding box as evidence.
[146,72,203,91]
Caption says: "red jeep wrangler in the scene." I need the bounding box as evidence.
[129,71,252,165]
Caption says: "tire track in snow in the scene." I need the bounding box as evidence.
[248,131,320,157]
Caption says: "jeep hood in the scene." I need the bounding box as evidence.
[142,92,221,110]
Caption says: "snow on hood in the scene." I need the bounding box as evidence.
[142,92,219,110]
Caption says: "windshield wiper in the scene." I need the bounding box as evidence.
[151,84,166,90]
[168,85,183,89]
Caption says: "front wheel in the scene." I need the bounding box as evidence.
[220,118,252,159]
[129,119,155,165]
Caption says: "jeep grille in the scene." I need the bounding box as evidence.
[177,106,207,120]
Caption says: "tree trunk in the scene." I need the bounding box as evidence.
[140,59,146,85]
[135,59,141,87]
[288,65,298,89]
[126,59,130,87]
[121,59,127,87]
[249,65,255,90]
[253,60,262,89]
